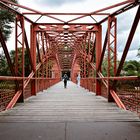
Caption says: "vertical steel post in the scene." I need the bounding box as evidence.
[21,16,25,102]
[95,25,102,95]
[84,36,86,78]
[107,16,117,102]
[15,16,18,76]
[107,17,117,77]
[87,32,91,78]
[15,15,25,102]
[41,32,45,90]
[30,24,36,95]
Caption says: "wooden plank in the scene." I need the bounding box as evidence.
[0,81,139,122]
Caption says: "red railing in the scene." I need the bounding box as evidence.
[80,78,96,92]
[116,80,140,115]
[80,77,140,116]
[118,90,140,114]
[36,78,60,92]
[0,80,15,111]
[0,76,60,111]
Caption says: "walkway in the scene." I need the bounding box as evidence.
[0,81,140,140]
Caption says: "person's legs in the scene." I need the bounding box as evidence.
[65,81,67,88]
[64,80,66,88]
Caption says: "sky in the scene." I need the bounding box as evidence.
[5,0,140,61]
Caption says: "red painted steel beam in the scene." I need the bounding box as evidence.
[30,24,37,95]
[36,39,42,62]
[15,17,18,76]
[95,25,102,95]
[1,0,65,23]
[97,30,107,71]
[35,23,97,25]
[67,0,135,23]
[15,15,25,102]
[41,33,45,56]
[99,1,140,24]
[6,90,22,110]
[110,90,126,109]
[34,24,98,32]
[71,54,77,70]
[107,16,117,77]
[22,12,110,16]
[90,43,96,63]
[21,16,25,103]
[56,54,62,71]
[96,76,139,80]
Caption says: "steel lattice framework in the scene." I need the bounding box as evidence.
[0,0,140,112]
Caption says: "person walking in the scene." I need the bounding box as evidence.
[63,74,68,88]
[77,72,80,87]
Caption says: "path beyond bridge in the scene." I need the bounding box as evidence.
[0,81,140,140]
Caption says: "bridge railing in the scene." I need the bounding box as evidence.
[116,79,140,115]
[36,78,60,93]
[80,77,140,115]
[0,77,60,111]
[0,80,15,111]
[80,78,96,93]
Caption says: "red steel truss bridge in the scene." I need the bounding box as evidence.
[0,0,140,116]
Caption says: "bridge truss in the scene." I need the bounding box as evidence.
[0,0,140,113]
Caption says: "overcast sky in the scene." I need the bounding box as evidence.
[6,0,140,61]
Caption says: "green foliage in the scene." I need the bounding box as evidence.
[122,60,140,76]
[0,0,18,41]
[0,48,31,76]
[0,52,11,76]
[101,55,117,77]
[101,57,140,77]
[9,48,31,76]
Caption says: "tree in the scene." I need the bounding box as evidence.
[123,60,140,76]
[10,48,31,76]
[0,48,31,76]
[0,51,11,76]
[0,0,18,41]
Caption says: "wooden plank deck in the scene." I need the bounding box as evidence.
[0,81,139,122]
[0,81,140,140]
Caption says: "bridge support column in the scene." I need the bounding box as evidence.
[30,24,36,96]
[15,15,25,102]
[96,25,102,95]
[107,16,117,102]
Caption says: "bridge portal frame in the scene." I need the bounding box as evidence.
[0,0,139,111]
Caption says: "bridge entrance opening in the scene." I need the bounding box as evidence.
[62,70,71,80]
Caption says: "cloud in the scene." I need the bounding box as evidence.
[118,50,139,61]
[117,21,140,52]
[117,7,138,34]
[35,0,85,7]
[115,6,140,56]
